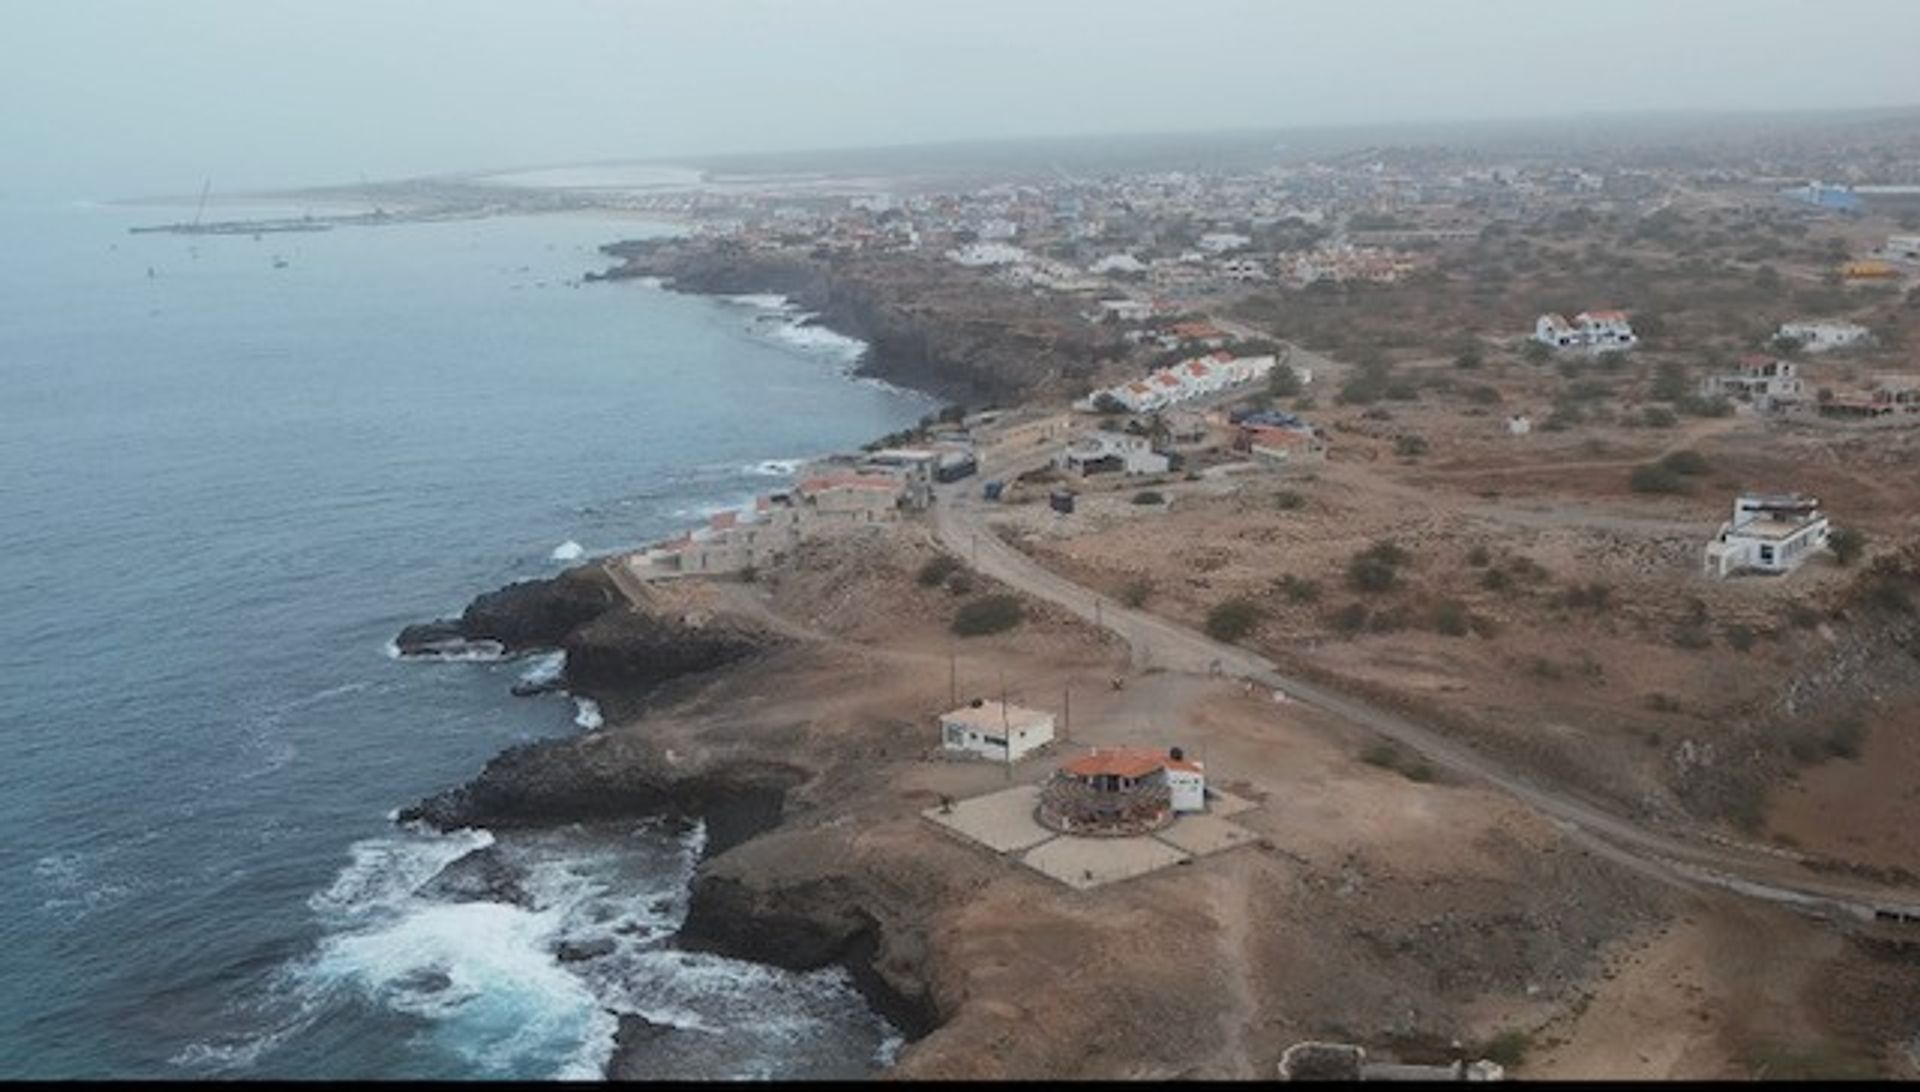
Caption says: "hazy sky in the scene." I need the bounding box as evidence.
[5,0,1919,198]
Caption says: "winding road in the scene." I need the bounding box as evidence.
[931,436,1920,927]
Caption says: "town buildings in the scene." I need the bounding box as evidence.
[1703,494,1831,579]
[1700,355,1805,411]
[1057,432,1171,477]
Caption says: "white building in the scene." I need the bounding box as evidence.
[1777,321,1870,353]
[1089,253,1147,275]
[1506,414,1533,436]
[1162,751,1206,812]
[939,701,1055,762]
[1058,432,1170,476]
[1883,235,1920,263]
[1534,311,1636,351]
[1703,493,1831,579]
[1095,298,1153,323]
[1197,231,1253,254]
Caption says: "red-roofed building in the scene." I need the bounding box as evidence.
[1038,746,1207,834]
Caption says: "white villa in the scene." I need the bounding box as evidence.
[1057,432,1170,476]
[1777,321,1870,353]
[1703,493,1831,579]
[939,700,1055,763]
[1534,310,1637,351]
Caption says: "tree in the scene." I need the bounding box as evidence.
[1650,360,1689,401]
[1204,598,1263,643]
[1092,392,1126,416]
[1770,334,1804,358]
[1267,364,1302,398]
[1829,527,1868,566]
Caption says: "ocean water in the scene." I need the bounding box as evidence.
[0,201,933,1078]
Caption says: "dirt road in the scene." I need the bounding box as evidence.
[930,476,1920,925]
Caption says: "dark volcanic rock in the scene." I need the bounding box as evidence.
[560,609,771,696]
[394,567,618,657]
[397,729,804,847]
[416,845,535,909]
[460,570,619,651]
[554,937,617,963]
[607,1013,676,1080]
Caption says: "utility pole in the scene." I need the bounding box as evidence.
[1062,683,1071,743]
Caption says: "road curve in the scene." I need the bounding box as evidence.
[931,474,1920,924]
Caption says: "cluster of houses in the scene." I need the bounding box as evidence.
[627,443,975,579]
[1532,310,1637,352]
[1227,407,1328,468]
[1079,352,1290,414]
[1285,244,1428,287]
[1776,319,1871,353]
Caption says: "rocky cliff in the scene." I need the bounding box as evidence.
[590,238,1128,405]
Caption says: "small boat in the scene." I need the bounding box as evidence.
[272,256,289,269]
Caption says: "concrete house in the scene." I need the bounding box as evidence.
[1534,313,1580,348]
[939,700,1055,763]
[1703,493,1831,579]
[1058,432,1170,476]
[1778,321,1870,353]
[1574,310,1636,349]
[1700,355,1804,409]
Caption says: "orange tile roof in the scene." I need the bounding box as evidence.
[1060,747,1202,779]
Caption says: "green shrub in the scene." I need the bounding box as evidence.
[1659,449,1711,476]
[1466,545,1492,567]
[1401,760,1435,783]
[1785,602,1823,629]
[1120,579,1151,608]
[1132,490,1165,505]
[1828,527,1867,566]
[1275,574,1321,603]
[945,571,975,596]
[1331,602,1370,635]
[1826,716,1867,760]
[1274,490,1306,510]
[1630,463,1688,494]
[1360,742,1400,768]
[1205,598,1263,643]
[1433,601,1471,637]
[1466,383,1503,405]
[1723,623,1756,652]
[1672,625,1712,649]
[952,594,1024,636]
[1641,406,1678,428]
[1646,692,1682,714]
[1394,434,1430,458]
[918,555,962,586]
[1480,1029,1534,1069]
[1528,657,1564,680]
[1479,567,1513,592]
[1347,555,1398,593]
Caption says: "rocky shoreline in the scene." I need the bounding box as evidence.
[392,564,941,1076]
[586,236,1126,407]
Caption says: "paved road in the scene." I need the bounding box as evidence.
[930,468,1920,924]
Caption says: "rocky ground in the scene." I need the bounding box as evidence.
[390,522,1920,1079]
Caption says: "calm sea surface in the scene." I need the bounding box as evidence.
[0,201,933,1078]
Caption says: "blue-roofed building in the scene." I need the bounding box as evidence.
[1779,182,1862,213]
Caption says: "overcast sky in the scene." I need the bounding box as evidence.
[5,0,1919,198]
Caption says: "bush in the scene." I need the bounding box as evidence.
[1785,602,1823,629]
[1826,716,1867,760]
[1646,692,1682,714]
[944,571,974,596]
[918,555,962,586]
[1723,623,1756,652]
[1205,598,1263,643]
[1267,365,1303,398]
[1120,579,1151,608]
[1454,347,1483,370]
[1394,434,1430,458]
[1869,580,1915,614]
[1650,361,1690,401]
[1330,602,1370,635]
[1479,567,1513,592]
[1641,406,1678,428]
[1360,742,1399,768]
[1273,490,1306,510]
[1347,555,1398,593]
[1675,394,1733,418]
[1559,582,1613,611]
[1523,341,1552,365]
[1132,490,1165,505]
[1433,600,1471,637]
[1275,574,1321,603]
[1466,383,1503,405]
[1659,449,1711,476]
[1629,463,1688,494]
[1466,545,1492,567]
[1672,625,1713,650]
[1829,527,1867,566]
[1480,1030,1534,1069]
[951,594,1024,636]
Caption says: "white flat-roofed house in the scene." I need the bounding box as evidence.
[1778,321,1870,353]
[1703,493,1831,579]
[1058,432,1170,476]
[1107,379,1167,413]
[1096,298,1153,323]
[1574,310,1636,349]
[1883,235,1920,263]
[939,700,1055,762]
[1534,313,1580,348]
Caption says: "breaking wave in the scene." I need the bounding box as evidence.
[572,698,603,731]
[550,540,585,562]
[384,638,510,663]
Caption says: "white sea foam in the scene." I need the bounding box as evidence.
[767,318,868,364]
[520,651,567,689]
[720,292,795,312]
[385,637,510,663]
[551,540,585,562]
[743,458,805,478]
[572,698,604,731]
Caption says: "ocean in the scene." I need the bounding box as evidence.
[0,200,935,1078]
